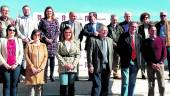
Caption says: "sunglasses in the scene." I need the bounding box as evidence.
[161,15,166,17]
[8,29,15,32]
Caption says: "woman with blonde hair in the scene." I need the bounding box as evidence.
[57,26,80,96]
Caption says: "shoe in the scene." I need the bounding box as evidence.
[113,75,121,79]
[50,76,55,82]
[142,74,146,79]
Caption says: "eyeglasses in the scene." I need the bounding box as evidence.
[161,15,166,17]
[8,29,15,32]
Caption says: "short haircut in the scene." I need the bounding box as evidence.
[89,12,97,19]
[22,5,29,10]
[0,5,8,11]
[31,29,41,40]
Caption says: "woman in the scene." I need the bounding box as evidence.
[0,24,23,96]
[57,26,80,96]
[25,29,48,96]
[38,6,60,82]
[138,12,151,79]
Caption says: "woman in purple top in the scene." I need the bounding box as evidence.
[38,6,60,82]
[0,24,23,96]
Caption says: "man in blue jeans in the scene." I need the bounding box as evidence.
[117,22,142,96]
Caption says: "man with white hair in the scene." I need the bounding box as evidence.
[155,11,170,78]
[120,12,132,33]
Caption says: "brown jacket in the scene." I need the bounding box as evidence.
[25,43,48,85]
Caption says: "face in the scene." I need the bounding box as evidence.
[143,15,149,24]
[89,13,96,23]
[160,12,167,22]
[129,23,138,35]
[46,8,53,18]
[149,26,157,37]
[124,13,131,22]
[8,27,16,37]
[99,26,108,38]
[33,32,41,41]
[0,7,9,17]
[23,6,30,16]
[111,15,118,24]
[69,12,77,22]
[64,29,72,40]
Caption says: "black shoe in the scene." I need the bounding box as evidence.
[50,76,55,82]
[142,74,146,79]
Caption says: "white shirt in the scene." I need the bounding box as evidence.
[16,16,38,40]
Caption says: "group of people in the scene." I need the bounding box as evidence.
[0,4,169,96]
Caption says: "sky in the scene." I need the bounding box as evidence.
[0,0,170,21]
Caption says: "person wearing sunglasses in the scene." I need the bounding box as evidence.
[155,12,170,79]
[138,12,152,79]
[24,29,48,96]
[0,24,23,96]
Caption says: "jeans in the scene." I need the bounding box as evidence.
[2,65,21,96]
[121,61,138,96]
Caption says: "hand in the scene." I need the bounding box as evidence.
[94,32,99,36]
[152,63,160,71]
[11,64,18,70]
[4,64,11,69]
[31,67,38,75]
[88,66,94,73]
[46,38,53,43]
[23,38,30,43]
[37,68,42,73]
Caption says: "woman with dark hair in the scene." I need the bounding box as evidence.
[57,26,80,96]
[138,12,151,79]
[0,24,23,96]
[25,29,48,96]
[38,6,60,82]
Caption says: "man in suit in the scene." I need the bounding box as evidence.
[107,14,124,79]
[117,22,142,96]
[60,11,83,81]
[82,12,103,81]
[60,11,83,41]
[119,12,132,33]
[87,25,114,96]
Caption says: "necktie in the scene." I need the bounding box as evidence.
[131,36,136,60]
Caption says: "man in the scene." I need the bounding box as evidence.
[117,22,142,96]
[0,5,15,37]
[60,11,83,81]
[107,14,124,79]
[16,5,38,44]
[15,5,38,78]
[87,25,114,96]
[119,12,132,33]
[138,12,151,79]
[82,12,103,81]
[155,12,170,78]
[141,25,166,96]
[60,11,83,41]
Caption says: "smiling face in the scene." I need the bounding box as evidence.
[64,28,72,41]
[129,22,138,35]
[46,8,53,18]
[99,26,108,38]
[7,26,16,38]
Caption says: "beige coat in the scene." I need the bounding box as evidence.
[25,43,48,85]
[57,40,80,73]
[0,37,23,66]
